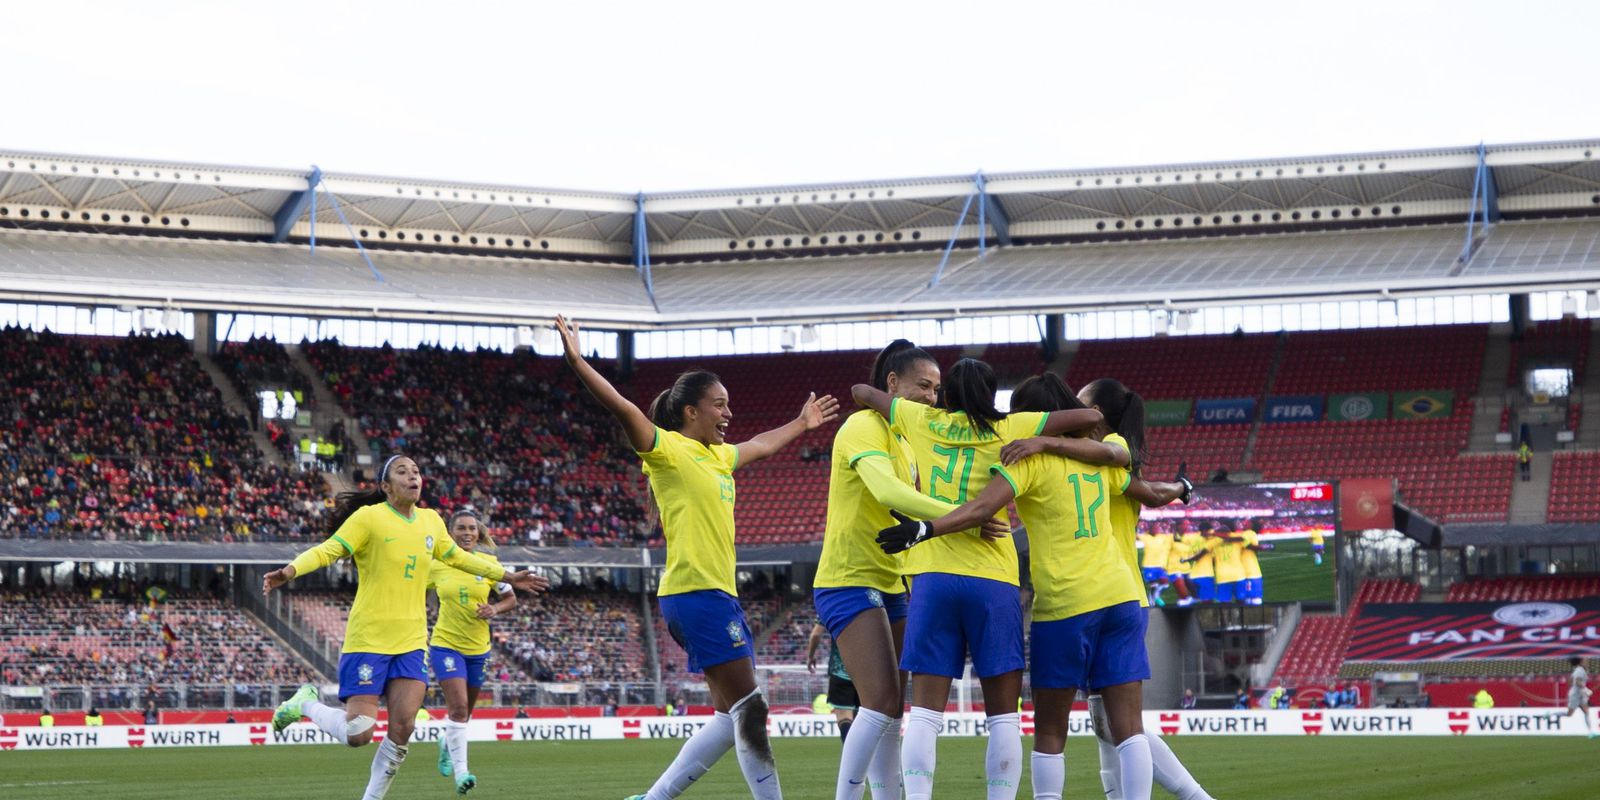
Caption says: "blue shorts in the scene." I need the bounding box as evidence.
[430,646,489,688]
[1192,576,1216,602]
[1215,581,1242,603]
[899,572,1024,679]
[814,587,909,641]
[338,650,428,700]
[1141,567,1168,584]
[1241,578,1263,600]
[659,590,754,673]
[1312,543,1325,552]
[1030,601,1151,690]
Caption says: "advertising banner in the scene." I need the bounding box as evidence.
[1264,395,1324,424]
[1393,390,1455,419]
[1346,597,1600,662]
[1328,392,1388,421]
[1146,399,1193,427]
[5,710,1599,750]
[1194,397,1255,426]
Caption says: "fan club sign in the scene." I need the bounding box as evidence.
[1346,598,1600,662]
[3,710,1597,750]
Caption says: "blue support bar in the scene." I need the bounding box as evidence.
[1460,143,1498,264]
[1482,145,1501,223]
[928,190,977,288]
[271,167,322,243]
[978,171,1012,248]
[634,192,657,306]
[316,183,386,284]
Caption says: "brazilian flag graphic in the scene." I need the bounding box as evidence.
[1393,390,1454,419]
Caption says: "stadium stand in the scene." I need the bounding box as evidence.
[1065,333,1277,401]
[1443,575,1600,603]
[303,340,653,546]
[1274,579,1420,690]
[1548,451,1600,523]
[0,327,333,542]
[0,586,317,702]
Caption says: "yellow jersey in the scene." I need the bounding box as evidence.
[1309,529,1325,546]
[1102,433,1145,606]
[428,553,511,656]
[1165,532,1192,575]
[1211,536,1247,584]
[888,397,1046,586]
[640,427,740,597]
[992,455,1141,622]
[818,411,923,592]
[288,503,506,655]
[1182,532,1212,578]
[1139,533,1172,569]
[1237,529,1263,579]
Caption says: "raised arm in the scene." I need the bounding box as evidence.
[1040,408,1104,436]
[735,392,840,467]
[262,534,352,595]
[1000,436,1130,467]
[855,456,961,520]
[850,383,893,418]
[557,315,655,452]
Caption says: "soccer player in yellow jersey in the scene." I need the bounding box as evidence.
[263,456,547,800]
[428,508,518,793]
[1202,520,1248,604]
[1183,522,1217,603]
[1310,527,1326,565]
[1138,525,1173,606]
[557,315,838,800]
[855,361,1101,800]
[1234,518,1266,605]
[1164,522,1194,605]
[818,340,1003,800]
[999,376,1213,800]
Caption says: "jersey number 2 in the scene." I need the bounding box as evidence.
[929,444,976,503]
[1066,473,1104,539]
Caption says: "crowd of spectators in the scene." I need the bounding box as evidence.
[0,583,317,701]
[304,340,652,545]
[496,587,648,684]
[214,336,316,462]
[0,327,334,542]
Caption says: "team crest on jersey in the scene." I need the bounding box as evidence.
[358,663,375,684]
[475,575,484,582]
[866,589,883,608]
[727,621,746,647]
[443,656,457,672]
[425,535,435,550]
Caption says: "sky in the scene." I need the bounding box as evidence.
[5,1,1598,194]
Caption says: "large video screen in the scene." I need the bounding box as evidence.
[1136,481,1337,605]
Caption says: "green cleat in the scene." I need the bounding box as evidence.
[623,796,646,800]
[454,773,477,795]
[272,683,319,733]
[438,740,453,777]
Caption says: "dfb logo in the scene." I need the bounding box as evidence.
[495,721,514,742]
[249,724,268,746]
[622,719,642,740]
[1301,712,1323,735]
[1159,713,1180,736]
[1448,711,1470,735]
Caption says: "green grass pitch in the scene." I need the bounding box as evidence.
[1151,537,1335,606]
[4,735,1598,799]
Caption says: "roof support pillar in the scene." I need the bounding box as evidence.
[634,193,657,307]
[271,167,322,243]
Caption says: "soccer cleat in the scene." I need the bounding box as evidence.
[272,683,319,732]
[623,796,646,800]
[454,773,477,794]
[438,740,453,777]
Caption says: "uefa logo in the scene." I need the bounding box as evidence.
[1340,396,1374,421]
[1492,602,1577,627]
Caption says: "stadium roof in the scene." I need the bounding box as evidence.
[2,139,1598,330]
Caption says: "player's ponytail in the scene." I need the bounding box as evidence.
[941,358,1003,438]
[870,339,936,392]
[1085,378,1147,476]
[649,370,721,432]
[328,454,404,533]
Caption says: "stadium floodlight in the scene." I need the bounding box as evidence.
[1588,291,1599,314]
[1175,310,1193,332]
[780,328,799,351]
[800,324,819,345]
[161,308,182,331]
[515,325,536,349]
[1153,309,1169,335]
[1562,294,1579,317]
[138,308,161,332]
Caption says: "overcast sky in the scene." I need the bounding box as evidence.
[6,1,1598,194]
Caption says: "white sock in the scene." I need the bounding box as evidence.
[1088,695,1123,800]
[984,712,1022,800]
[1585,712,1594,733]
[837,708,894,800]
[729,690,782,800]
[1029,751,1065,800]
[362,737,408,800]
[1115,734,1153,800]
[1149,731,1212,800]
[446,719,469,777]
[902,706,943,800]
[303,700,352,743]
[866,722,902,800]
[645,712,734,800]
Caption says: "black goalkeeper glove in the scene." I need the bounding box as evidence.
[877,510,933,554]
[1175,460,1194,505]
